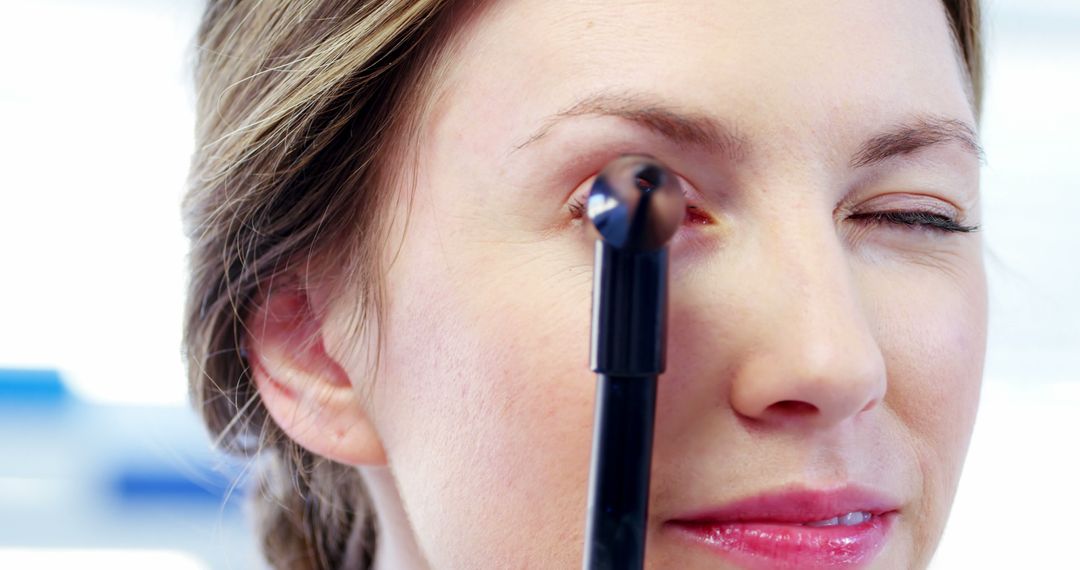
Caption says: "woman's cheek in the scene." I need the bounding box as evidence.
[864,249,986,432]
[864,258,986,563]
[372,241,597,567]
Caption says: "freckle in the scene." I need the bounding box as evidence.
[586,20,594,29]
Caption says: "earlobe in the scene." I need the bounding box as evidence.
[245,283,387,466]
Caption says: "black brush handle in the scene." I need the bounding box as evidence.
[582,156,683,570]
[582,373,657,569]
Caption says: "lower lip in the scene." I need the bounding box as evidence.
[666,512,896,569]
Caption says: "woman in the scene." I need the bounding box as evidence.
[184,0,986,568]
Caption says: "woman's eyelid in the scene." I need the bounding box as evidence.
[853,192,963,217]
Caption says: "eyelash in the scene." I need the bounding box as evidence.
[847,210,979,233]
[568,196,979,233]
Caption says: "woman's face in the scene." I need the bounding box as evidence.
[331,0,986,567]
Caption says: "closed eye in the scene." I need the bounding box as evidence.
[848,210,979,233]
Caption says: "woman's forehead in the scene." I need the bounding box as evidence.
[424,0,974,166]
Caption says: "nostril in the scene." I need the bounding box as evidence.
[768,400,819,415]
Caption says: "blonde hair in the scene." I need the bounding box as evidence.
[184,1,453,567]
[182,1,984,568]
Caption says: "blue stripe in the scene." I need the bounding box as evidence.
[0,368,71,405]
[110,466,247,507]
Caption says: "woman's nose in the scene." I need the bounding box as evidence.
[724,215,887,430]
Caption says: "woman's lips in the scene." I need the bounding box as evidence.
[664,486,900,569]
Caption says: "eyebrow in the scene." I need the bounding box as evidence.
[511,92,747,161]
[850,115,983,167]
[511,92,983,167]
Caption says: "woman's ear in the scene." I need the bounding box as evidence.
[245,282,387,466]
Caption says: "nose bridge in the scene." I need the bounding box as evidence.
[726,198,887,428]
[767,205,861,345]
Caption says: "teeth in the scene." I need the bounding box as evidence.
[804,511,871,527]
[840,511,871,526]
[805,516,839,527]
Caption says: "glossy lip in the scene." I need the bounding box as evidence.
[664,485,901,570]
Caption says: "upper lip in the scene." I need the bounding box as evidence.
[667,484,901,524]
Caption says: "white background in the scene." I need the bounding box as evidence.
[0,0,1077,567]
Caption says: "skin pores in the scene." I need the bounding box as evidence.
[322,0,987,568]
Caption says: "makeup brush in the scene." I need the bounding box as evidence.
[583,155,684,570]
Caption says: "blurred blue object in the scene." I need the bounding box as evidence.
[111,465,244,506]
[0,366,258,568]
[0,368,71,407]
